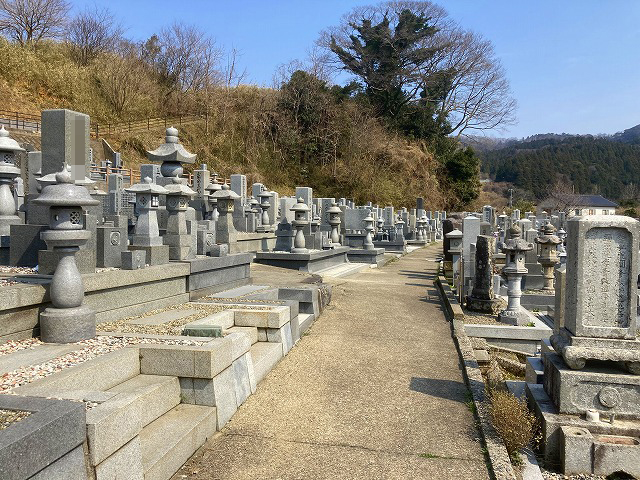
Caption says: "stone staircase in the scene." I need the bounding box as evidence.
[5,284,329,479]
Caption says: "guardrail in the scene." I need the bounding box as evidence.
[0,109,41,132]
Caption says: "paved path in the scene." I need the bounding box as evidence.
[175,244,490,480]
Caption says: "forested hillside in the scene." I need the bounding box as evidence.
[0,1,524,210]
[479,133,640,202]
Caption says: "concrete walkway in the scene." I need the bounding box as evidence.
[175,244,490,480]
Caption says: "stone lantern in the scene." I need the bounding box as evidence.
[415,216,425,241]
[0,127,24,236]
[146,127,196,184]
[126,177,168,248]
[164,176,196,260]
[290,197,310,253]
[212,184,240,245]
[33,165,99,343]
[249,196,260,231]
[535,223,561,291]
[363,210,375,250]
[395,215,405,240]
[498,224,534,325]
[327,202,342,246]
[205,174,222,222]
[446,229,463,294]
[257,190,272,232]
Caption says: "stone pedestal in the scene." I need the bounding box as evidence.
[498,225,533,326]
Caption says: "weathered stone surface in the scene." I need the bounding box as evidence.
[544,352,640,417]
[94,437,143,480]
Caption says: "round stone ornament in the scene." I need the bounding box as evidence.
[598,386,621,409]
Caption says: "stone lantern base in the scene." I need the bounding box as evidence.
[498,307,535,326]
[40,305,96,343]
[466,295,503,314]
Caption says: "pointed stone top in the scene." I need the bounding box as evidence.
[55,164,73,184]
[146,127,197,165]
[0,126,25,153]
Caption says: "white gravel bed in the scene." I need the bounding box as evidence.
[0,338,43,356]
[0,335,206,394]
[0,266,37,275]
[97,303,230,336]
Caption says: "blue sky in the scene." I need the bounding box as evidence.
[76,0,640,138]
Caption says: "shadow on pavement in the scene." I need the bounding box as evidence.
[409,376,468,403]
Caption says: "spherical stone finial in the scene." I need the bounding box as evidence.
[297,197,304,203]
[222,183,230,190]
[171,174,181,184]
[165,127,179,144]
[542,223,555,235]
[144,176,152,184]
[55,164,73,184]
[509,224,522,238]
[0,126,8,138]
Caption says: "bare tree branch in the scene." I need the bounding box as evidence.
[0,0,70,45]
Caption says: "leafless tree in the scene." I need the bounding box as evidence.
[94,40,148,116]
[154,22,222,94]
[66,5,123,66]
[317,1,517,136]
[0,0,70,45]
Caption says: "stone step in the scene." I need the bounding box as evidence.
[525,357,544,384]
[250,342,283,384]
[14,347,140,396]
[140,404,217,480]
[314,262,370,278]
[225,326,258,345]
[87,374,181,467]
[297,313,315,337]
[208,284,270,298]
[0,343,80,376]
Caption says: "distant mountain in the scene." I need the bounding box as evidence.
[612,124,640,145]
[474,126,640,201]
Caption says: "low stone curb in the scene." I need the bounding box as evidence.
[435,274,517,480]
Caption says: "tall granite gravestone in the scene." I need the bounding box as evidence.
[41,110,91,180]
[466,235,502,313]
[462,215,481,284]
[550,215,640,372]
[528,215,640,476]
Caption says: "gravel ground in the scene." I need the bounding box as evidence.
[0,409,31,430]
[464,309,503,325]
[0,335,206,393]
[97,303,230,335]
[0,338,42,356]
[540,467,606,479]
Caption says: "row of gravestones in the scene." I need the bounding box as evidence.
[0,109,446,273]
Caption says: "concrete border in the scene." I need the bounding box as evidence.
[0,395,87,480]
[435,274,517,480]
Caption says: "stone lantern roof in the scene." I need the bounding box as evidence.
[0,127,23,176]
[211,183,240,200]
[126,177,169,195]
[34,166,99,208]
[146,127,197,165]
[535,223,561,246]
[446,228,462,239]
[205,177,222,196]
[327,203,341,215]
[502,225,533,252]
[0,126,23,153]
[165,176,196,197]
[290,197,310,214]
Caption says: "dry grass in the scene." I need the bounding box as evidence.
[488,389,539,458]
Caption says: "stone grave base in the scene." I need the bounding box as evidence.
[38,248,96,275]
[346,247,385,266]
[406,239,428,246]
[465,295,502,314]
[40,304,96,343]
[255,246,349,273]
[542,352,640,417]
[550,328,640,373]
[498,305,537,326]
[128,244,170,266]
[373,239,406,253]
[184,253,253,299]
[526,382,640,475]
